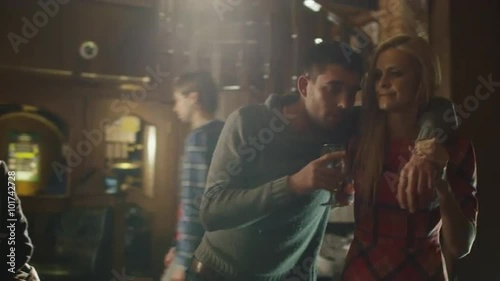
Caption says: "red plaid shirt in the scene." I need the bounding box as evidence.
[342,138,478,281]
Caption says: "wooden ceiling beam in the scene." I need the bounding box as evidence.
[315,0,376,27]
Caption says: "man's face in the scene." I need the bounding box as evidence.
[300,64,361,131]
[173,91,195,123]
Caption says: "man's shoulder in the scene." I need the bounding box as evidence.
[230,94,293,127]
[226,103,270,128]
[187,120,225,146]
[192,120,225,135]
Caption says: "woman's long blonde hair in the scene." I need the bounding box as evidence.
[355,34,441,204]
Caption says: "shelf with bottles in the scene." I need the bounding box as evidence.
[103,115,156,198]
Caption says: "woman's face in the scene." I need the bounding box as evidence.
[374,48,421,112]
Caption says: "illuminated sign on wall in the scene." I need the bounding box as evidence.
[8,132,40,182]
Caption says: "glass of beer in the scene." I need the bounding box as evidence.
[320,143,347,206]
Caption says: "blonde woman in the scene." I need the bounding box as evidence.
[342,35,478,281]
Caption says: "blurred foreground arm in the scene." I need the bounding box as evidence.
[0,161,34,278]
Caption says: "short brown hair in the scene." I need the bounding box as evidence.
[302,41,364,80]
[174,71,219,114]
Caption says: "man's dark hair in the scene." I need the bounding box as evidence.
[302,41,364,80]
[174,71,219,114]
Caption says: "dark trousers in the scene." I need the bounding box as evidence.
[188,257,227,281]
[186,271,202,281]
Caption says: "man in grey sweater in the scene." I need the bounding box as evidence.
[190,42,456,281]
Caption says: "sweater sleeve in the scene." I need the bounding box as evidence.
[417,97,459,143]
[200,109,299,232]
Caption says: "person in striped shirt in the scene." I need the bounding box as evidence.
[162,71,224,281]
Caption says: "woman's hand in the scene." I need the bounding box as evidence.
[413,138,450,169]
[397,156,437,213]
[397,138,451,212]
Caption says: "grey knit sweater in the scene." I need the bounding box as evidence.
[194,94,352,281]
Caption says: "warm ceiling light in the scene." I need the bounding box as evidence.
[327,12,341,24]
[222,85,241,91]
[303,0,321,12]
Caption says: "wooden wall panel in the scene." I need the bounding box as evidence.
[430,0,451,98]
[0,0,156,77]
[378,0,429,42]
[86,96,182,277]
[61,0,156,76]
[0,1,65,69]
[447,1,500,280]
[0,77,86,193]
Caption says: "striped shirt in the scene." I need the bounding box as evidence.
[173,120,224,269]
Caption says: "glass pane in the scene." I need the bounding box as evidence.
[104,115,156,197]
